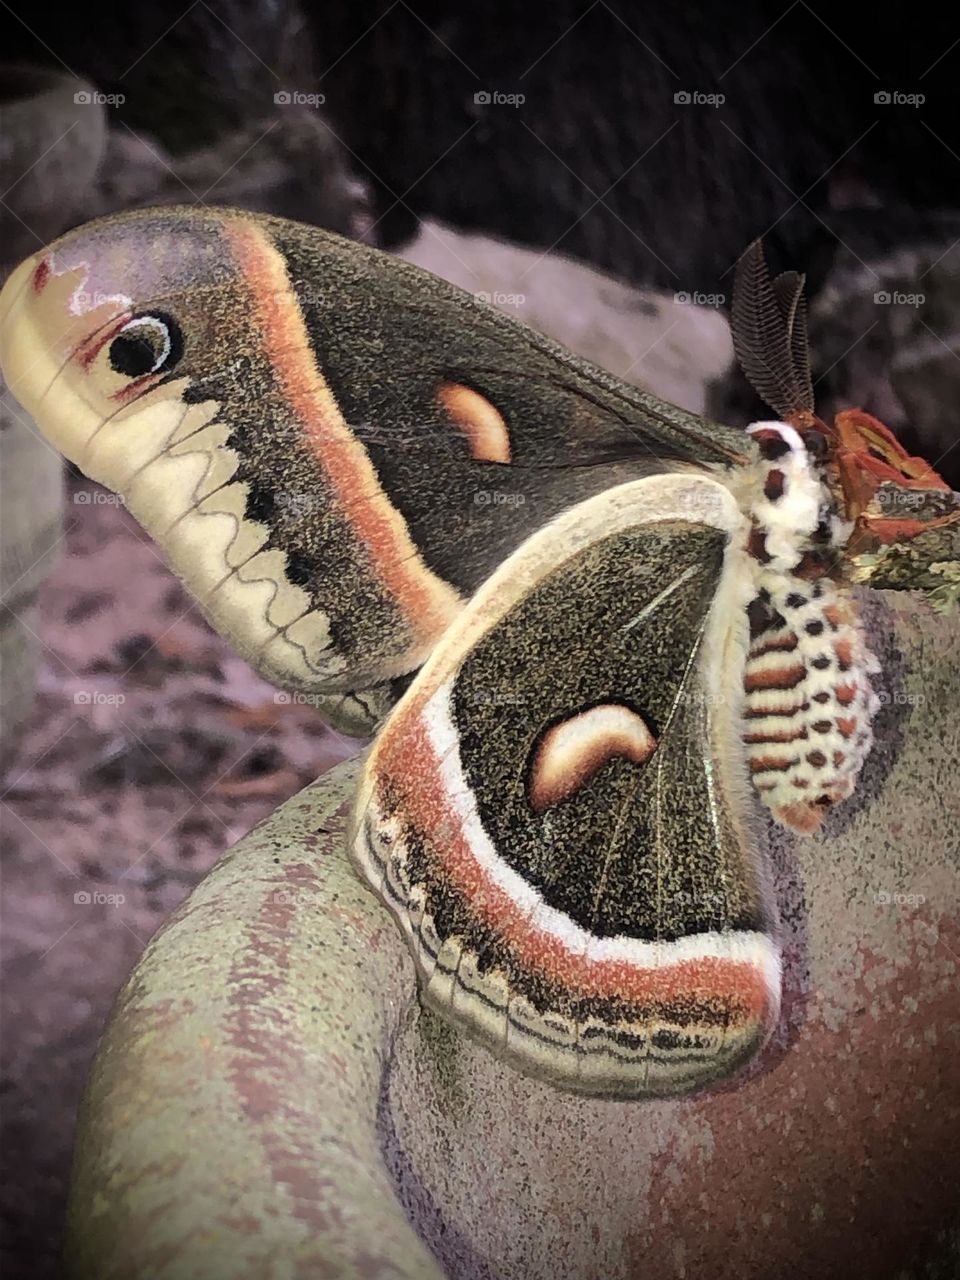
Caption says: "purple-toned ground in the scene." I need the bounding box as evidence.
[0,475,354,1279]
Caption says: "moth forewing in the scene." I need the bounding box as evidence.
[351,474,782,1100]
[1,206,756,730]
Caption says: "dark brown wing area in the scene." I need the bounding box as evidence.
[270,217,754,597]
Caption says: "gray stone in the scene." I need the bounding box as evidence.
[65,590,959,1280]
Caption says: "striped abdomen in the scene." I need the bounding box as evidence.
[743,579,879,832]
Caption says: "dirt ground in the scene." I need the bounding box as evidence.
[0,474,356,1279]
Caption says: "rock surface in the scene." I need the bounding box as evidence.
[65,591,959,1280]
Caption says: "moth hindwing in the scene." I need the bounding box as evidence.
[351,473,781,1100]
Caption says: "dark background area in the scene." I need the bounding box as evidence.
[6,1,960,471]
[5,2,960,287]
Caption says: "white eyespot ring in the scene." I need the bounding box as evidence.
[108,312,183,378]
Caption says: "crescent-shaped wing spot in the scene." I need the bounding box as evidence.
[438,382,511,463]
[527,704,657,814]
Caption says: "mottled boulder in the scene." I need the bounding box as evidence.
[66,590,959,1280]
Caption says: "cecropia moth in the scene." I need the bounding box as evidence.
[0,209,949,1097]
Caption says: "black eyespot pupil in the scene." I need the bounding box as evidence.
[109,333,157,377]
[108,312,183,378]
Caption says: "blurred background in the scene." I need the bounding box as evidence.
[1,3,959,1275]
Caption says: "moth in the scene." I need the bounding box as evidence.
[0,210,949,1098]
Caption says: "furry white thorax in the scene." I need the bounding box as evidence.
[745,421,829,565]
